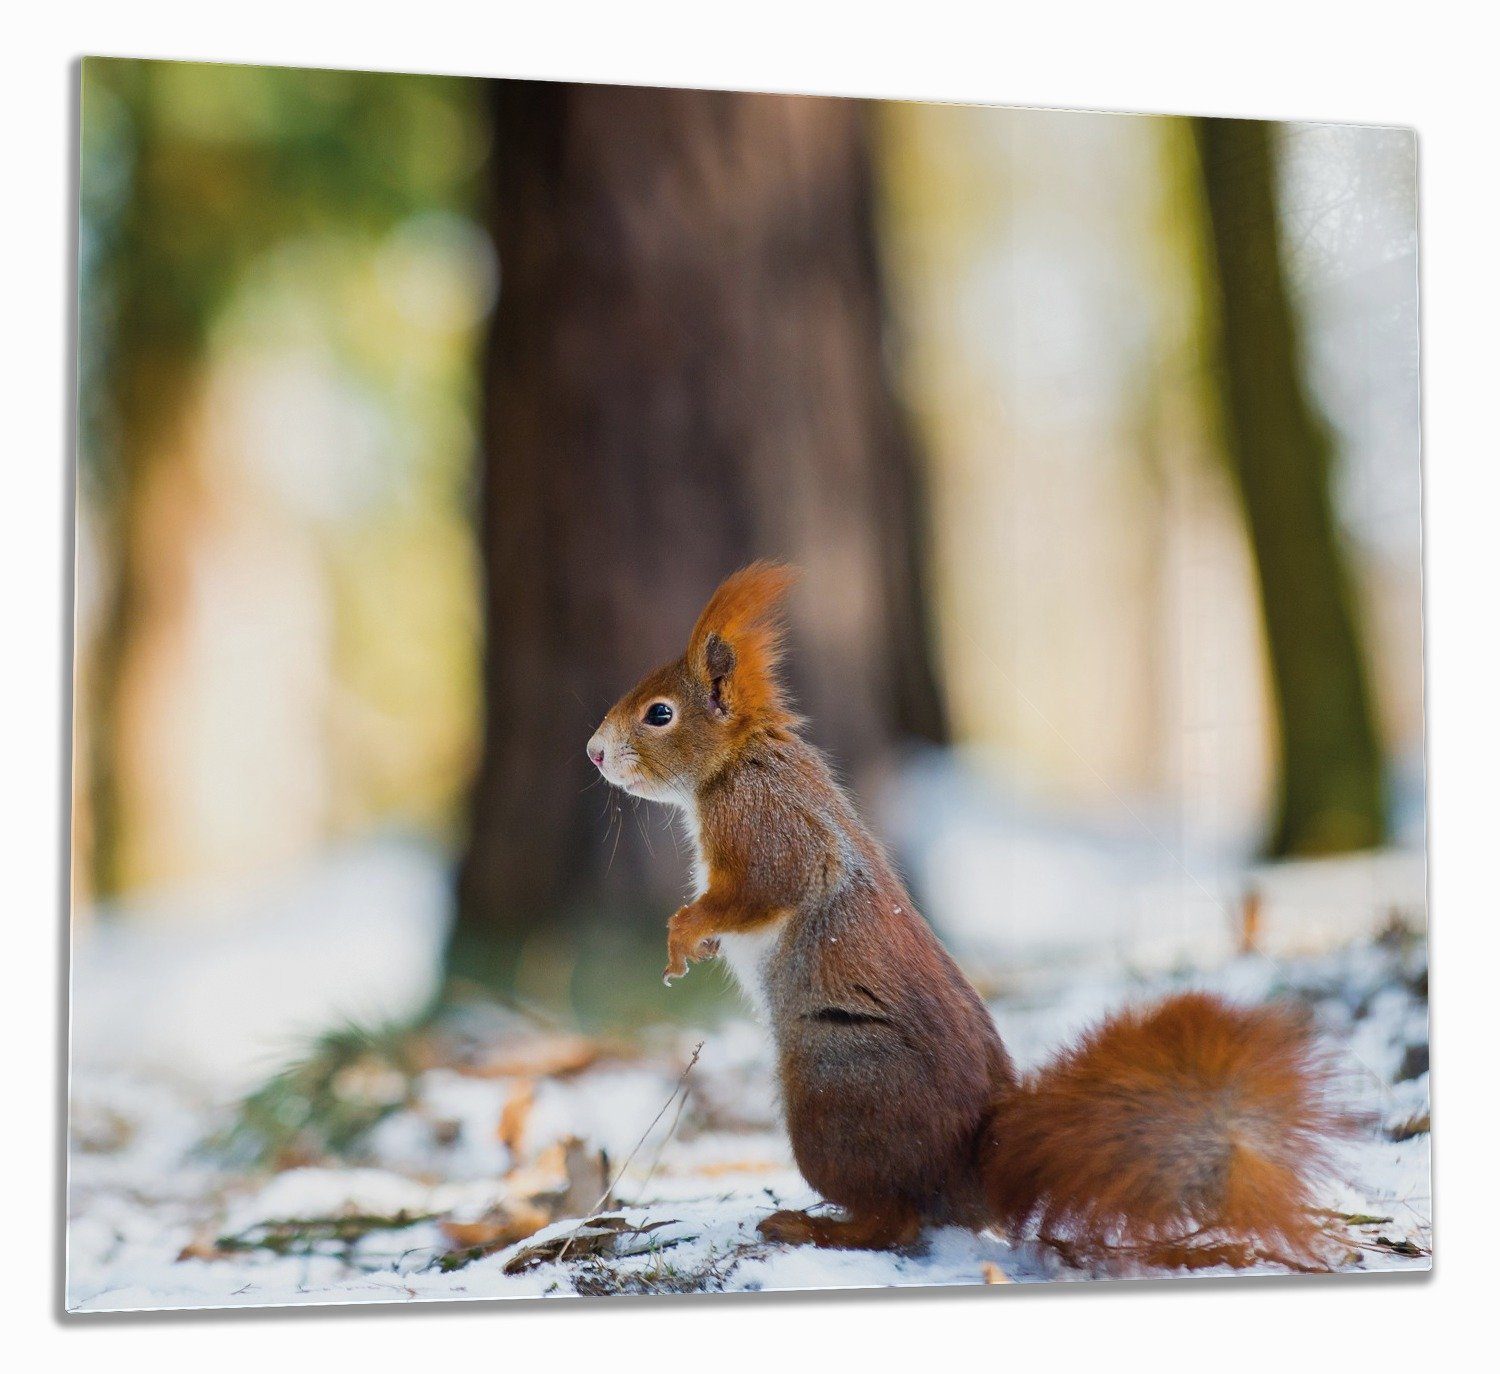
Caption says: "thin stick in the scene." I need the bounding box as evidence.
[632,1083,691,1206]
[556,1041,703,1261]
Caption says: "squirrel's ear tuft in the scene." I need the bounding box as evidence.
[688,561,798,723]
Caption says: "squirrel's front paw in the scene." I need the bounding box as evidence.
[664,913,719,986]
[663,936,719,986]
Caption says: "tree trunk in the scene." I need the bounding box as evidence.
[1191,118,1386,856]
[82,62,218,899]
[452,81,947,979]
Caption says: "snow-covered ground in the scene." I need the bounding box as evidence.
[67,932,1431,1312]
[889,748,1428,978]
[71,839,449,1088]
[66,760,1431,1312]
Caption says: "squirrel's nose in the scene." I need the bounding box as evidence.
[586,735,606,769]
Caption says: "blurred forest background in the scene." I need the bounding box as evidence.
[72,60,1423,1059]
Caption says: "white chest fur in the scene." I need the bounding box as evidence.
[715,926,784,1020]
[674,802,784,1019]
[676,805,710,902]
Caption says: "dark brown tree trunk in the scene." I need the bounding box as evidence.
[452,81,947,979]
[1192,118,1386,857]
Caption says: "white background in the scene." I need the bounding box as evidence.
[4,1,1492,1365]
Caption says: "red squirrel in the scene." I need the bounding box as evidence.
[586,563,1351,1266]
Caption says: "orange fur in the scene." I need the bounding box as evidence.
[686,560,798,728]
[983,992,1353,1267]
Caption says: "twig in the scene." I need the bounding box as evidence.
[632,1083,691,1205]
[556,1041,703,1261]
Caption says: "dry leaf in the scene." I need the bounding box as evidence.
[176,1232,228,1262]
[435,1200,554,1271]
[498,1078,536,1153]
[468,1034,608,1080]
[440,1200,550,1250]
[1388,1112,1430,1142]
[503,1140,570,1199]
[555,1138,613,1218]
[1238,887,1263,956]
[499,1137,611,1216]
[692,1159,782,1178]
[502,1215,680,1275]
[981,1261,1011,1284]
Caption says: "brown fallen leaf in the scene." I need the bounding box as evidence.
[981,1261,1011,1284]
[688,1159,784,1178]
[440,1199,551,1251]
[1238,886,1263,956]
[467,1034,610,1080]
[502,1215,681,1275]
[498,1078,536,1153]
[498,1137,611,1210]
[1388,1112,1430,1142]
[177,1232,228,1263]
[503,1140,570,1199]
[556,1138,614,1219]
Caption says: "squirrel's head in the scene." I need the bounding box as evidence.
[586,561,799,803]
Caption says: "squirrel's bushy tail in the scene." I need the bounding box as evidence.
[980,992,1354,1269]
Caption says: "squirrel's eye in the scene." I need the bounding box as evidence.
[643,702,674,727]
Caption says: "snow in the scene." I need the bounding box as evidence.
[887,749,1427,977]
[70,839,448,1088]
[66,773,1430,1312]
[67,932,1431,1312]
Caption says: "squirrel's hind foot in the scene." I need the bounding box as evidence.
[756,1206,922,1252]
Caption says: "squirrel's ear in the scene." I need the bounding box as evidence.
[704,631,736,680]
[703,633,736,716]
[688,562,798,723]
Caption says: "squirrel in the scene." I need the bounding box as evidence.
[585,562,1352,1268]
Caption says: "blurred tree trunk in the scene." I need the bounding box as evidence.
[452,81,947,980]
[1192,118,1385,856]
[83,66,217,900]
